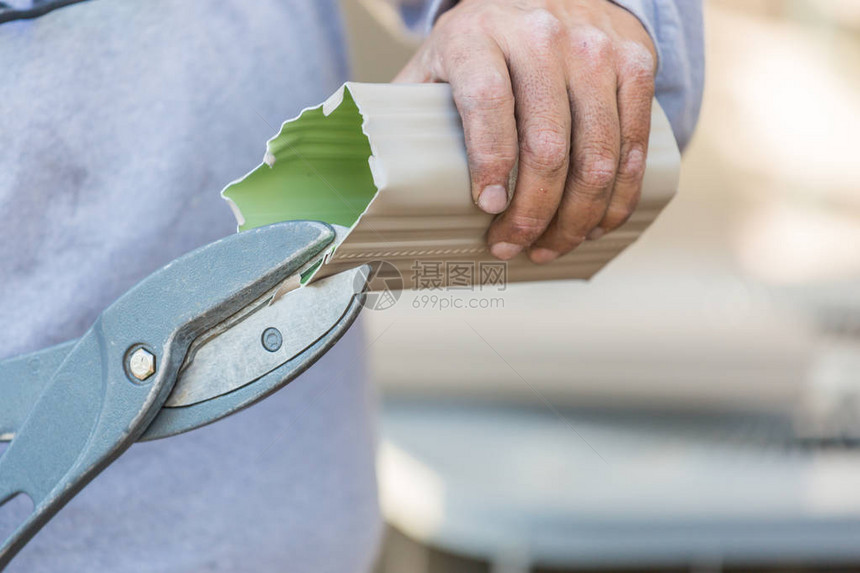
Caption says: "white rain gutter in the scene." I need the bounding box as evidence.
[222,82,680,289]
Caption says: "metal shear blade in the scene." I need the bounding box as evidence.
[0,220,368,568]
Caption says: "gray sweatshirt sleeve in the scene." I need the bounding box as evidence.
[610,0,705,150]
[394,0,704,150]
[382,0,455,34]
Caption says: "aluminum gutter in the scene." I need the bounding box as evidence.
[223,82,680,289]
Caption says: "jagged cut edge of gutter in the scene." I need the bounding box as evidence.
[220,82,384,287]
[318,83,389,282]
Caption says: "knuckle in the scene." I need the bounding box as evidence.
[602,200,638,230]
[574,153,618,193]
[571,28,614,63]
[472,6,500,32]
[520,123,569,174]
[459,72,512,113]
[555,223,587,248]
[542,220,588,254]
[620,41,657,76]
[506,213,549,243]
[616,146,646,183]
[469,146,518,175]
[524,8,564,45]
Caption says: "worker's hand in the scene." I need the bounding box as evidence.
[395,0,656,263]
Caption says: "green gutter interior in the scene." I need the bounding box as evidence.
[222,86,378,232]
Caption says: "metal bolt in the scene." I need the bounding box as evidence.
[261,327,283,352]
[128,348,156,381]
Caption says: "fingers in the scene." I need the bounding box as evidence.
[393,2,657,265]
[597,42,655,234]
[485,10,572,260]
[528,29,621,263]
[444,33,519,215]
[394,10,519,216]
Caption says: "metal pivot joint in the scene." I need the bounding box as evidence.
[261,327,283,352]
[128,347,156,381]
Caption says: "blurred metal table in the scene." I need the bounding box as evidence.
[378,400,860,572]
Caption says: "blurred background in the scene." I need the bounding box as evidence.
[339,0,860,571]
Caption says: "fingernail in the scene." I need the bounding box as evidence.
[477,185,508,214]
[529,248,558,264]
[587,227,605,241]
[490,242,522,260]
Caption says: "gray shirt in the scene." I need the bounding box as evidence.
[1,2,379,572]
[0,0,702,571]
